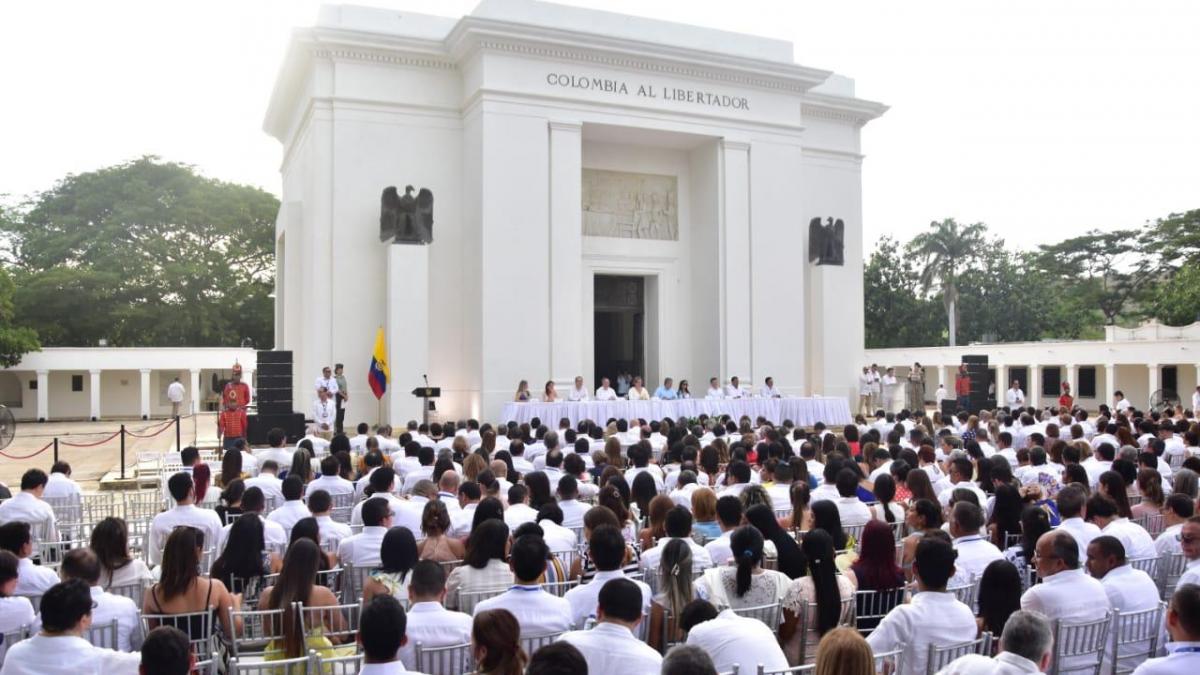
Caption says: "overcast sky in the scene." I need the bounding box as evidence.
[1,0,1196,250]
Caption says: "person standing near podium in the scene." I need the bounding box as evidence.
[333,363,349,435]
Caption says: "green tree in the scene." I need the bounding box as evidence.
[863,236,943,347]
[0,265,40,367]
[1033,229,1148,326]
[1,157,277,347]
[907,218,987,346]
[1150,263,1200,326]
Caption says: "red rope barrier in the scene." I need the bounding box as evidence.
[58,430,121,448]
[125,419,175,438]
[0,440,54,460]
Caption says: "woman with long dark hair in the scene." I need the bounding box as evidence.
[1131,468,1164,518]
[639,495,674,551]
[780,482,812,532]
[524,471,554,512]
[869,474,904,523]
[905,468,939,504]
[597,484,637,543]
[418,499,465,563]
[987,484,1024,550]
[697,525,790,613]
[215,478,245,525]
[289,517,335,571]
[91,516,152,589]
[810,500,849,550]
[362,527,418,604]
[976,559,1022,638]
[745,503,807,580]
[260,538,348,661]
[1005,506,1050,569]
[288,449,313,484]
[143,527,240,640]
[210,515,279,591]
[900,499,942,580]
[630,472,659,525]
[471,609,527,675]
[781,529,856,665]
[648,538,695,651]
[1098,470,1134,518]
[445,520,512,610]
[219,450,244,487]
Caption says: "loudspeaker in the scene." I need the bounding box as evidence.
[255,387,292,403]
[256,363,292,381]
[247,412,305,444]
[256,350,293,365]
[941,399,957,416]
[256,400,293,415]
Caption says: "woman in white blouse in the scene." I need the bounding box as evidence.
[543,380,558,402]
[91,517,153,590]
[444,520,512,610]
[0,550,36,636]
[627,376,651,401]
[780,529,857,665]
[696,526,790,616]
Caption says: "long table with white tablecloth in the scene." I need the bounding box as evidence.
[500,396,852,428]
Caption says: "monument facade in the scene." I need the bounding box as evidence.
[264,0,887,423]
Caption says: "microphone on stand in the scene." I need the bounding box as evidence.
[423,374,429,386]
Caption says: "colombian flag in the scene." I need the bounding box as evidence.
[368,327,388,399]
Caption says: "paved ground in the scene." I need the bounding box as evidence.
[0,415,218,491]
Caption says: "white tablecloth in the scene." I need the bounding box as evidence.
[500,396,852,427]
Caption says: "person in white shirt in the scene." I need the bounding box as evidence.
[44,462,83,503]
[935,383,949,404]
[1130,583,1200,675]
[358,592,430,675]
[833,469,872,527]
[1055,484,1102,558]
[1020,531,1111,650]
[148,473,223,566]
[0,469,60,546]
[166,376,186,418]
[0,521,60,597]
[857,366,874,415]
[305,456,355,499]
[567,375,589,402]
[536,504,577,554]
[314,365,339,397]
[706,377,725,400]
[555,476,588,530]
[1157,495,1193,556]
[653,377,678,401]
[244,460,286,508]
[640,506,714,574]
[58,548,143,652]
[338,497,393,569]
[305,489,353,551]
[938,610,1053,675]
[1086,535,1161,666]
[266,475,312,538]
[938,457,988,508]
[1086,494,1158,560]
[948,502,1004,586]
[723,376,744,399]
[866,536,979,675]
[594,377,618,401]
[348,422,373,454]
[0,550,36,637]
[216,487,287,553]
[473,534,573,636]
[682,599,790,674]
[1006,381,1026,410]
[558,578,662,675]
[0,578,142,675]
[565,525,651,629]
[311,387,337,441]
[503,484,539,531]
[397,560,472,671]
[881,367,899,413]
[760,376,782,398]
[1192,386,1200,416]
[1176,518,1200,588]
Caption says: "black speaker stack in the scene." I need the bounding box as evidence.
[247,350,305,444]
[962,354,989,414]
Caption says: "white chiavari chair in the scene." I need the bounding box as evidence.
[414,641,474,675]
[730,602,782,635]
[1110,604,1165,675]
[927,634,992,675]
[1049,612,1113,675]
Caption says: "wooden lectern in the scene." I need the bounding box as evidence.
[411,387,441,425]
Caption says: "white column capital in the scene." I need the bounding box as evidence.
[88,369,102,376]
[1146,363,1160,369]
[547,119,582,133]
[139,368,152,375]
[35,369,49,376]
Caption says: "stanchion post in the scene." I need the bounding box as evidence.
[175,415,181,452]
[53,438,59,464]
[120,424,126,479]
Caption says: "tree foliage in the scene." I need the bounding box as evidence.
[907,218,987,346]
[0,265,40,367]
[1,156,277,347]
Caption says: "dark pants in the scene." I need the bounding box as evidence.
[957,395,970,411]
[222,436,244,452]
[335,394,346,435]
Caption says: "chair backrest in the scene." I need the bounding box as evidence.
[330,492,355,509]
[459,586,509,614]
[795,597,857,663]
[84,618,120,650]
[142,607,216,663]
[1049,613,1112,675]
[108,579,147,602]
[0,624,30,668]
[730,602,782,635]
[1004,532,1023,549]
[1128,556,1160,580]
[926,633,993,675]
[17,594,42,612]
[415,640,474,675]
[1110,604,1164,675]
[541,579,581,597]
[44,495,83,524]
[853,588,905,634]
[228,606,288,659]
[1160,552,1187,600]
[521,630,567,657]
[874,648,904,675]
[569,525,586,544]
[340,564,371,604]
[225,511,245,526]
[310,652,362,675]
[889,521,907,541]
[229,654,312,674]
[844,524,866,548]
[946,580,979,608]
[438,559,464,576]
[316,567,343,601]
[294,601,361,646]
[1132,514,1164,537]
[330,504,354,524]
[758,664,814,675]
[37,537,90,570]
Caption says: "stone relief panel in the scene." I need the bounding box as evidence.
[582,169,678,240]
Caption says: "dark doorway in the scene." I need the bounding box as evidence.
[1163,366,1178,396]
[594,275,644,391]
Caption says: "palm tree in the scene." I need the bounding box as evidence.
[909,218,987,346]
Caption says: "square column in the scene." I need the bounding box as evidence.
[1029,365,1041,409]
[1104,364,1116,408]
[88,369,101,421]
[139,368,152,420]
[189,368,201,415]
[548,120,583,389]
[386,244,429,426]
[36,370,48,422]
[1148,364,1160,404]
[719,139,752,381]
[995,364,1008,404]
[1065,364,1078,404]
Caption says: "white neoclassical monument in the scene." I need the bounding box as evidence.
[263,0,887,424]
